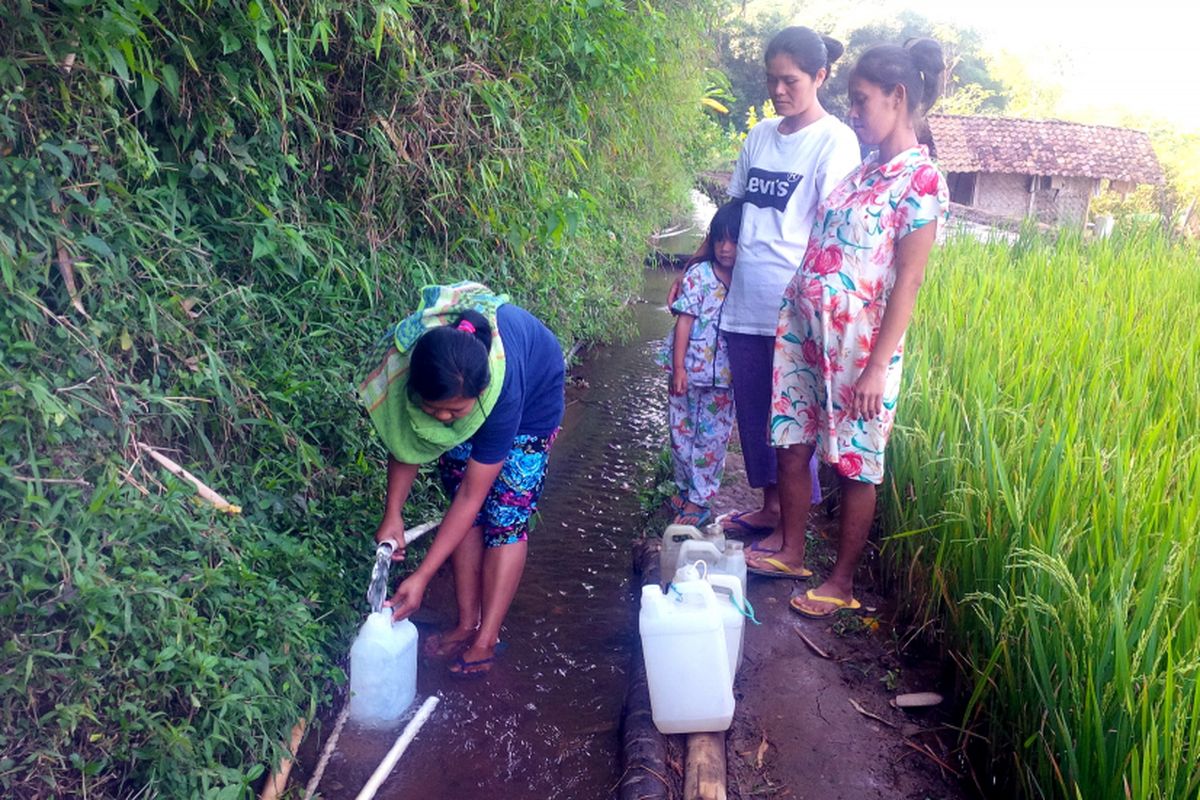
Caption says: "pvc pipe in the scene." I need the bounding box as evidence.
[403,521,437,545]
[353,695,440,800]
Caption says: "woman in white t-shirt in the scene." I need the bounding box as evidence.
[717,27,862,556]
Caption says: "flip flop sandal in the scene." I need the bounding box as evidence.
[719,510,775,537]
[746,540,780,556]
[746,556,813,579]
[789,589,861,619]
[447,641,508,679]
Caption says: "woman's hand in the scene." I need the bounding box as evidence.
[851,364,887,420]
[666,274,683,307]
[384,573,429,621]
[670,369,688,396]
[374,513,407,562]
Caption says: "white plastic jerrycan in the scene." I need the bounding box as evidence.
[659,523,726,582]
[674,561,747,678]
[676,538,747,597]
[639,571,734,734]
[348,610,418,727]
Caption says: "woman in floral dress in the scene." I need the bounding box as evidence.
[747,39,951,617]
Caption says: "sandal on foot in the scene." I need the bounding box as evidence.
[746,540,780,556]
[447,642,508,679]
[746,556,813,579]
[719,510,775,537]
[789,589,861,619]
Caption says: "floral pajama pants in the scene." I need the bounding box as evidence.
[668,386,735,508]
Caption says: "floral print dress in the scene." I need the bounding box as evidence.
[771,146,948,484]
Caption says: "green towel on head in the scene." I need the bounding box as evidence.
[358,282,509,464]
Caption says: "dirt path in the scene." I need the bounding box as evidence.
[696,436,970,800]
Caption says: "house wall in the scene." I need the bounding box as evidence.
[1033,176,1098,226]
[972,173,1100,225]
[973,173,1031,220]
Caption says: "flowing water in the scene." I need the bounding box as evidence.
[303,262,704,799]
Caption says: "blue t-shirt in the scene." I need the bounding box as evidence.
[469,304,565,464]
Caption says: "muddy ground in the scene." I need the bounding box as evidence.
[679,437,973,800]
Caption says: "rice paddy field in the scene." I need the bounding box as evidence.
[883,227,1200,799]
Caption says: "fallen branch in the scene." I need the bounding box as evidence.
[11,475,93,487]
[259,718,306,800]
[848,698,897,729]
[137,442,242,514]
[901,738,961,778]
[793,628,829,659]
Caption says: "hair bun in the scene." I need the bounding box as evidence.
[822,35,845,64]
[904,37,945,75]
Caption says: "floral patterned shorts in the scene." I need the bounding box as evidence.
[437,431,558,548]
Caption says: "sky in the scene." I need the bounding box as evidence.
[786,0,1200,132]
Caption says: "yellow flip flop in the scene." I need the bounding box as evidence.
[747,556,813,579]
[790,589,861,618]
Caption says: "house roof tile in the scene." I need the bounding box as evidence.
[929,114,1164,184]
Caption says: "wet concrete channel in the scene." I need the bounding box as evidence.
[295,263,696,799]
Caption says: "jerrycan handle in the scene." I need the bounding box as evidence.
[663,523,704,544]
[709,573,759,625]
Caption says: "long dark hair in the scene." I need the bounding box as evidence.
[685,200,743,269]
[408,309,493,401]
[850,38,946,153]
[764,26,844,78]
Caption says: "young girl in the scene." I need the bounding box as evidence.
[753,39,950,616]
[659,201,743,527]
[357,282,565,676]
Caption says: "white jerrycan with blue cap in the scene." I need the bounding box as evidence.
[639,564,734,734]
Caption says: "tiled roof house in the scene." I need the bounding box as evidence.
[928,114,1164,226]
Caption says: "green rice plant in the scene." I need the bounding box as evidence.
[883,226,1200,799]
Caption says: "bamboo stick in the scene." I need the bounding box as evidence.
[259,718,306,800]
[137,442,242,514]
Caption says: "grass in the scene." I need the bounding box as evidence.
[882,225,1200,799]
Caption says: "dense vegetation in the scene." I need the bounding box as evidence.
[885,229,1200,799]
[0,1,721,796]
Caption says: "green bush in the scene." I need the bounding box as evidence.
[0,0,722,795]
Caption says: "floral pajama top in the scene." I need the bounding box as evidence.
[770,146,948,484]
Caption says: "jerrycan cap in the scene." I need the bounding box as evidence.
[672,559,708,585]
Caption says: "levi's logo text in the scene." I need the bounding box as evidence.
[744,168,803,212]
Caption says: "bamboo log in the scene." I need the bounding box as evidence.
[684,732,727,800]
[137,442,242,514]
[259,718,306,800]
